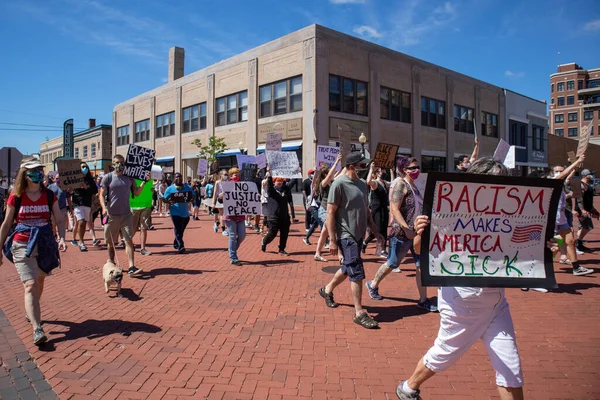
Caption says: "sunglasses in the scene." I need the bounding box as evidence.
[354,163,368,169]
[406,166,420,171]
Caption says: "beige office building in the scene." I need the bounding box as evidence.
[113,24,509,177]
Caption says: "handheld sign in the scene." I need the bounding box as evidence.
[266,151,302,179]
[373,143,399,169]
[241,163,258,182]
[255,153,267,169]
[124,144,156,181]
[576,120,593,157]
[221,181,261,216]
[57,159,85,190]
[236,154,256,169]
[266,133,282,151]
[168,190,194,203]
[316,145,341,171]
[338,125,351,166]
[570,176,583,199]
[504,146,516,169]
[151,165,163,180]
[420,172,562,288]
[197,159,208,176]
[492,139,511,163]
[567,151,576,163]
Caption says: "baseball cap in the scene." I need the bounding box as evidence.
[274,177,284,183]
[308,169,315,175]
[345,151,371,166]
[580,169,591,177]
[20,158,44,170]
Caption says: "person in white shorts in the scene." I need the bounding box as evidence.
[70,162,98,252]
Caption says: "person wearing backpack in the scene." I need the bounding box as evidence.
[0,159,67,346]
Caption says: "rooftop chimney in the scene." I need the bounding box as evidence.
[168,47,185,82]
[88,118,96,129]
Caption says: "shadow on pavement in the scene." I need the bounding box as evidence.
[552,282,600,295]
[243,259,300,267]
[135,267,214,280]
[333,303,429,323]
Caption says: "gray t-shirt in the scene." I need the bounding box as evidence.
[101,172,135,215]
[328,174,368,241]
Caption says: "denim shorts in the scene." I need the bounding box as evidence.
[565,209,573,228]
[318,207,327,223]
[339,238,365,282]
[387,236,413,268]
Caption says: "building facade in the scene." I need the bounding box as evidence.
[39,119,113,175]
[550,63,600,146]
[113,25,542,178]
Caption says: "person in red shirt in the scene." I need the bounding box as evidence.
[0,159,67,346]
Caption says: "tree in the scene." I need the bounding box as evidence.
[192,136,228,174]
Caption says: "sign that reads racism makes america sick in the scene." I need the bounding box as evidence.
[420,173,562,289]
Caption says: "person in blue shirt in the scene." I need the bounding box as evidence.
[164,173,194,254]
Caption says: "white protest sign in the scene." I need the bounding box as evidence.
[255,153,267,169]
[236,154,256,169]
[221,181,261,216]
[266,133,282,151]
[151,165,163,180]
[492,139,511,163]
[413,173,428,198]
[266,151,302,179]
[316,145,341,171]
[421,173,562,288]
[197,159,208,176]
[504,146,516,169]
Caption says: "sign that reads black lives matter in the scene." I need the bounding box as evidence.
[420,173,562,289]
[124,144,156,181]
[221,181,261,216]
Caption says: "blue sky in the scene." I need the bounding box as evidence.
[0,0,599,155]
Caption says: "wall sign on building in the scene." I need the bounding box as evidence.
[63,119,74,159]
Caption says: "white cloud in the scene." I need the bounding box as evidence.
[505,70,525,78]
[353,25,382,39]
[583,18,600,31]
[434,2,455,15]
[329,0,366,4]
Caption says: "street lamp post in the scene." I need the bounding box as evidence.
[93,161,97,176]
[359,132,367,157]
[238,140,247,156]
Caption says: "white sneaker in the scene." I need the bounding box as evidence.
[391,268,402,273]
[532,288,548,293]
[576,249,584,255]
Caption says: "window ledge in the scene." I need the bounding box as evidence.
[182,130,207,137]
[258,111,303,124]
[215,121,248,132]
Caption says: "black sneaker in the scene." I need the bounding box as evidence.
[33,327,47,346]
[261,241,266,252]
[128,266,143,276]
[231,260,242,266]
[366,281,384,300]
[178,247,187,254]
[573,267,594,276]
[278,250,290,256]
[577,244,593,253]
[417,299,439,313]
[303,237,311,246]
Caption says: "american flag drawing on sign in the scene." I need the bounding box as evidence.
[511,224,543,243]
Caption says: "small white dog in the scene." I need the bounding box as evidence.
[102,260,123,297]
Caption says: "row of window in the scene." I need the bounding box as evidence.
[555,95,576,107]
[329,75,368,115]
[552,79,600,93]
[73,142,100,160]
[554,127,596,137]
[260,76,302,118]
[509,120,545,151]
[555,110,599,123]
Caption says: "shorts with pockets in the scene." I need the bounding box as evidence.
[104,213,134,243]
[339,238,365,282]
[387,236,413,268]
[132,208,152,232]
[12,241,47,282]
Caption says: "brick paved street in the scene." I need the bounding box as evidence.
[1,200,599,399]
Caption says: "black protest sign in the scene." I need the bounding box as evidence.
[373,143,399,169]
[420,172,562,289]
[123,144,156,181]
[57,159,85,190]
[169,189,194,203]
[221,181,261,216]
[241,163,258,182]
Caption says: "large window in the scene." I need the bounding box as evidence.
[134,119,150,142]
[91,143,96,158]
[551,83,554,93]
[578,80,583,90]
[557,97,565,106]
[568,112,578,122]
[182,103,207,133]
[74,148,79,159]
[156,112,175,138]
[557,82,565,92]
[216,91,248,126]
[568,127,578,137]
[588,78,600,89]
[555,128,564,137]
[380,87,411,123]
[82,146,88,158]
[567,80,575,90]
[454,104,474,133]
[532,125,544,151]
[329,74,368,116]
[422,156,446,172]
[555,113,564,123]
[509,120,527,147]
[567,95,575,105]
[481,111,498,137]
[584,110,594,121]
[259,77,302,118]
[117,125,129,146]
[421,97,446,129]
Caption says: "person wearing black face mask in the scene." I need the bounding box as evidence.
[70,162,98,252]
[262,165,294,256]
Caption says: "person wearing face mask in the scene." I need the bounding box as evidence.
[70,162,98,252]
[302,169,315,232]
[575,168,599,253]
[99,155,150,276]
[0,159,67,346]
[164,173,194,253]
[262,166,293,256]
[365,157,438,312]
[456,137,479,172]
[212,170,229,236]
[47,172,69,240]
[221,168,246,265]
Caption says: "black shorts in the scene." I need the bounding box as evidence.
[339,238,365,282]
[580,216,594,230]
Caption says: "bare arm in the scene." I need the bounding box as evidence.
[212,181,220,206]
[322,154,341,187]
[390,181,410,229]
[326,202,339,249]
[98,187,107,213]
[555,155,585,181]
[0,205,16,250]
[469,137,479,163]
[52,200,66,246]
[366,163,377,191]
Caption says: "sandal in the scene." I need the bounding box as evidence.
[559,258,572,265]
[314,255,327,262]
[318,287,339,308]
[354,313,379,329]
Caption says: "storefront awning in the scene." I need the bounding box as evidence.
[155,156,175,163]
[257,140,303,153]
[217,148,243,157]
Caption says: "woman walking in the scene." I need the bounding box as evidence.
[0,159,67,345]
[222,168,247,265]
[70,162,98,251]
[363,163,390,257]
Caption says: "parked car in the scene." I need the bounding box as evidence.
[593,178,600,196]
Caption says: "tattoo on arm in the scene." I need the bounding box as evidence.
[391,182,406,206]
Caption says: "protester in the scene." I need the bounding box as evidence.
[302,170,315,233]
[395,157,525,400]
[164,173,194,253]
[99,154,149,276]
[212,170,229,236]
[70,162,98,251]
[304,167,325,247]
[221,168,246,265]
[312,155,342,261]
[47,173,68,240]
[365,157,438,312]
[191,178,203,220]
[262,166,293,256]
[576,168,599,253]
[318,151,382,329]
[156,179,168,216]
[0,159,67,346]
[205,177,215,215]
[363,163,390,257]
[456,137,479,172]
[130,178,154,256]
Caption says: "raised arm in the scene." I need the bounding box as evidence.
[322,154,341,188]
[555,155,585,181]
[469,137,479,163]
[366,162,378,191]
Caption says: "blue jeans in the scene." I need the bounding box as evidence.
[171,216,190,250]
[226,220,247,262]
[387,236,413,268]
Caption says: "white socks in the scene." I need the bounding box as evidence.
[403,381,417,394]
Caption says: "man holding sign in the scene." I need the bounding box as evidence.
[164,173,194,254]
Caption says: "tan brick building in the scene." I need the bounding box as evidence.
[113,25,539,178]
[39,136,63,171]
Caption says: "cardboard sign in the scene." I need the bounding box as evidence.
[241,163,258,182]
[413,173,428,198]
[168,189,194,203]
[316,145,341,171]
[236,154,256,169]
[57,159,85,190]
[504,146,516,169]
[492,139,511,163]
[339,125,351,166]
[255,153,267,169]
[567,151,576,163]
[576,120,593,157]
[266,133,282,151]
[420,172,562,288]
[221,181,261,216]
[373,143,399,169]
[123,144,156,181]
[197,159,208,176]
[266,151,302,179]
[151,165,163,180]
[570,176,583,199]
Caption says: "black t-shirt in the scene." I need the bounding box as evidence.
[370,181,388,210]
[582,181,594,211]
[302,178,312,196]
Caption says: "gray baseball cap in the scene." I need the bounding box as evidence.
[580,169,591,176]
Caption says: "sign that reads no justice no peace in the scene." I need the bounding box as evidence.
[221,181,262,216]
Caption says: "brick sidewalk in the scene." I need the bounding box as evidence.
[0,200,599,399]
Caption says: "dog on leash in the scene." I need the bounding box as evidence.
[103,260,123,297]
